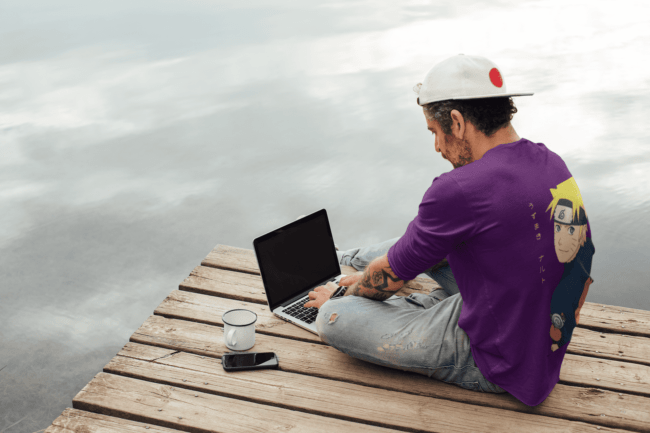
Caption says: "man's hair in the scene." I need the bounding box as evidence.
[421,97,518,137]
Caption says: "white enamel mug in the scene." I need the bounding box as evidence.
[222,309,258,351]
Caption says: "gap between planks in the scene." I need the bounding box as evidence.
[161,287,650,370]
[198,244,650,338]
[127,315,650,432]
[146,303,650,397]
[153,290,650,397]
[45,408,181,433]
[73,372,394,433]
[101,343,644,433]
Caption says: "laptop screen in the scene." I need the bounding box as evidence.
[253,209,340,309]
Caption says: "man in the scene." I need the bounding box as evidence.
[304,54,595,406]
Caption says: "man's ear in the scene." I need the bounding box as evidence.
[449,109,465,140]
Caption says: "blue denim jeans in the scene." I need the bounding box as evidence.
[317,237,505,393]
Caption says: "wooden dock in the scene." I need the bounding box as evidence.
[45,244,650,433]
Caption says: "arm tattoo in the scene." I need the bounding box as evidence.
[370,269,402,291]
[346,255,408,301]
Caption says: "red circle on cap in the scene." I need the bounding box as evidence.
[489,68,503,88]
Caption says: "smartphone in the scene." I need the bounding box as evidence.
[222,352,279,372]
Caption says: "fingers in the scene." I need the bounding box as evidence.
[304,297,322,309]
[340,274,362,286]
[339,276,353,286]
[305,289,330,309]
[314,283,337,293]
[304,283,339,310]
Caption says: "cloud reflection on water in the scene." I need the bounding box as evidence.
[1,0,650,431]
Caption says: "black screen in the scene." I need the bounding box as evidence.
[254,210,340,309]
[223,352,277,368]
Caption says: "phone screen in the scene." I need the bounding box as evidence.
[223,352,277,368]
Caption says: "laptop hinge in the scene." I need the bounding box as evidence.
[279,277,339,308]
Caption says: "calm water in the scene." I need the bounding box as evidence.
[1,1,649,431]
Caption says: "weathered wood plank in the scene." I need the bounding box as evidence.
[202,245,650,337]
[180,266,267,304]
[159,290,650,393]
[578,304,650,337]
[182,265,435,304]
[104,346,640,433]
[73,372,397,433]
[154,289,650,370]
[155,290,317,343]
[201,245,380,277]
[568,328,650,366]
[201,244,260,274]
[128,317,650,429]
[560,354,650,396]
[45,408,179,433]
[200,243,439,292]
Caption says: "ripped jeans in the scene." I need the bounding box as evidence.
[316,237,505,393]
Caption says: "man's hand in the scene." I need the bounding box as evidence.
[303,272,364,310]
[339,272,364,287]
[304,281,338,309]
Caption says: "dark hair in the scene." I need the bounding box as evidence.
[421,97,517,137]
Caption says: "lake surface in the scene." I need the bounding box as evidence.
[1,1,649,431]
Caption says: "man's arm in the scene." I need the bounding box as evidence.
[344,254,408,301]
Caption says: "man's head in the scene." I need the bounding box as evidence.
[423,97,519,137]
[423,98,518,168]
[415,54,532,168]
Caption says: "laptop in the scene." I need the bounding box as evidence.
[253,209,346,334]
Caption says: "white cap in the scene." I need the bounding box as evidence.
[415,54,533,105]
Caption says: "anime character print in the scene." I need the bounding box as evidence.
[547,177,595,352]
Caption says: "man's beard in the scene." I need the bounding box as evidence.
[444,135,474,169]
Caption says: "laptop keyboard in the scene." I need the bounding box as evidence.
[283,296,319,324]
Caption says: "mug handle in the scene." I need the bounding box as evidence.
[227,329,237,347]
